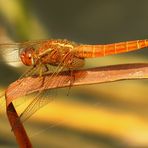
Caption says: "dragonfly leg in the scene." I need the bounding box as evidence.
[66,57,84,95]
[44,64,49,72]
[39,64,50,89]
[39,65,43,77]
[67,69,75,96]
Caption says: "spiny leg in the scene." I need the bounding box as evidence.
[39,64,50,88]
[66,57,85,95]
[66,69,75,96]
[44,64,49,72]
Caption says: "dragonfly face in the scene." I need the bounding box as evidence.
[20,47,35,66]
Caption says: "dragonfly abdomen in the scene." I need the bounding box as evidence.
[75,40,148,58]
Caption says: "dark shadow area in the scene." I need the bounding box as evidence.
[30,0,148,46]
[0,63,21,86]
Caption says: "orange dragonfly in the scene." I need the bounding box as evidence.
[0,39,148,123]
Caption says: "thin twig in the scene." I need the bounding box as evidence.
[6,63,148,105]
[6,103,32,148]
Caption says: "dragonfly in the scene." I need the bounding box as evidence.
[0,39,148,124]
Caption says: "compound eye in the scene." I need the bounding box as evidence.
[20,47,34,66]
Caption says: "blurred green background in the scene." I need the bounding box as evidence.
[0,0,148,147]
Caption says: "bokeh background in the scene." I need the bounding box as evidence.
[0,0,148,147]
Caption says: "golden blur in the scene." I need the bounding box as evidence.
[0,0,148,147]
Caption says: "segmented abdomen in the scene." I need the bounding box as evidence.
[75,40,148,58]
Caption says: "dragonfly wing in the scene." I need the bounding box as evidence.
[19,89,55,122]
[19,66,65,123]
[0,43,21,65]
[19,52,73,123]
[0,40,47,64]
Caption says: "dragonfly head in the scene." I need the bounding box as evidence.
[20,47,35,66]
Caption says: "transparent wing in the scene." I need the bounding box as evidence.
[0,40,49,65]
[19,52,73,123]
[0,43,21,66]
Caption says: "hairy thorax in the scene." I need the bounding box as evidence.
[37,39,77,66]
